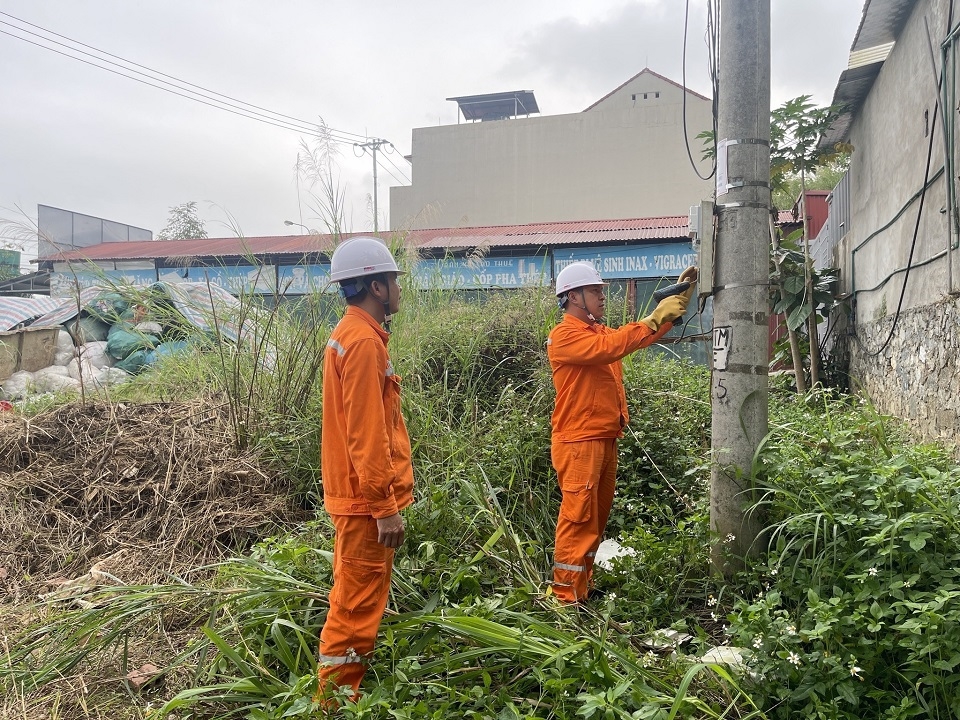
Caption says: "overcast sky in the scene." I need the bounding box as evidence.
[0,1,864,261]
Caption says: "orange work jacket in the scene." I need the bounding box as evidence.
[547,313,671,442]
[321,306,414,518]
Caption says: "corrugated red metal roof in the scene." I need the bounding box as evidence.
[43,212,798,262]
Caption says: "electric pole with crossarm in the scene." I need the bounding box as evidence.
[354,138,389,233]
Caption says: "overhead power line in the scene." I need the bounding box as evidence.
[0,16,357,144]
[380,148,412,184]
[0,11,411,184]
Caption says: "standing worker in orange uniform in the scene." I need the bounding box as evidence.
[316,236,414,699]
[547,261,697,603]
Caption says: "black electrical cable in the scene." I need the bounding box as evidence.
[681,0,718,181]
[380,151,412,184]
[0,28,330,138]
[0,11,368,144]
[854,0,953,357]
[4,23,413,188]
[855,78,938,358]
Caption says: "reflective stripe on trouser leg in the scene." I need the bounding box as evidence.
[318,514,394,696]
[552,439,611,602]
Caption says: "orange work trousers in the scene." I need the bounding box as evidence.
[552,438,618,603]
[317,514,394,697]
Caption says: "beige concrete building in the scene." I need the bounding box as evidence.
[390,69,715,230]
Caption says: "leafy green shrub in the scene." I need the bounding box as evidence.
[613,357,711,536]
[729,397,960,718]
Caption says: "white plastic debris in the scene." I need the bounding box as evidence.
[66,358,98,382]
[135,321,162,336]
[594,539,636,570]
[55,330,75,353]
[699,645,749,669]
[34,365,70,381]
[94,367,130,388]
[54,331,76,365]
[78,341,113,370]
[32,373,82,394]
[2,371,34,400]
[639,628,694,650]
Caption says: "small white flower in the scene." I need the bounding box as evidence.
[770,567,779,577]
[867,567,878,577]
[903,580,912,588]
[787,651,801,666]
[710,612,718,621]
[752,634,763,649]
[726,534,736,543]
[850,665,863,679]
[785,624,797,636]
[707,595,717,607]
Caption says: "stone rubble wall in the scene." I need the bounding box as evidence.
[849,296,960,453]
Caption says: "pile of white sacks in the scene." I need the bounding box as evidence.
[2,327,138,399]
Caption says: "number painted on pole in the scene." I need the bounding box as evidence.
[715,377,728,400]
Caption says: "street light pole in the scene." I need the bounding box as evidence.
[283,220,310,233]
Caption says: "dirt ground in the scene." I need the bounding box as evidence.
[0,399,310,719]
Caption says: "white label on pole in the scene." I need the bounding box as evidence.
[716,139,729,196]
[713,326,731,370]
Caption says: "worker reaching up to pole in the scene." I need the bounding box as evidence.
[547,262,697,603]
[316,236,414,700]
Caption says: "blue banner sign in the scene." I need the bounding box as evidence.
[193,265,276,294]
[50,272,103,296]
[105,268,157,286]
[412,255,550,290]
[553,242,696,279]
[52,267,158,294]
[277,264,334,294]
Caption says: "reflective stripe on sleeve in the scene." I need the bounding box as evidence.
[326,339,346,356]
[585,551,596,558]
[385,360,395,376]
[554,561,586,573]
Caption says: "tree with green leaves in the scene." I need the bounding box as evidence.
[770,95,848,388]
[772,154,849,212]
[157,201,208,241]
[700,97,849,391]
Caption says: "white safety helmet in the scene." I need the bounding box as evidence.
[555,261,607,296]
[329,236,401,283]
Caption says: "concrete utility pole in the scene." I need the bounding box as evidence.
[710,0,770,576]
[354,138,389,232]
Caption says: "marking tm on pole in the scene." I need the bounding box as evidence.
[713,326,731,371]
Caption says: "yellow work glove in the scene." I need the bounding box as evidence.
[678,266,699,285]
[641,294,688,332]
[678,266,699,303]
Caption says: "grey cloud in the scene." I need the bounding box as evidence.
[503,2,712,112]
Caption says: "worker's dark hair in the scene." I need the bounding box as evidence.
[341,272,389,304]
